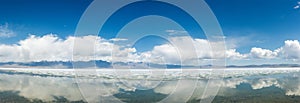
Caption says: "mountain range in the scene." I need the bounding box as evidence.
[0,61,299,69]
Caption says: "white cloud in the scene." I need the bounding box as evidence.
[0,23,16,38]
[294,1,300,9]
[277,40,300,59]
[109,38,128,41]
[137,36,227,65]
[250,47,278,59]
[0,34,137,62]
[0,34,74,62]
[225,40,300,60]
[231,40,300,60]
[165,29,188,35]
[295,5,300,9]
[226,49,248,59]
[2,33,300,65]
[141,44,181,64]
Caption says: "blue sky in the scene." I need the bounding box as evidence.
[0,0,92,44]
[207,0,300,53]
[0,0,300,66]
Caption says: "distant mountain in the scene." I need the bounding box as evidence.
[0,60,111,68]
[227,64,300,68]
[0,61,299,69]
[0,61,189,69]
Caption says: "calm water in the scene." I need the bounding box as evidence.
[1,68,300,103]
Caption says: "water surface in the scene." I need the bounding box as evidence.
[1,68,300,103]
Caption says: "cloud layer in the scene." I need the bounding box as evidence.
[0,34,224,65]
[0,34,139,63]
[227,40,300,61]
[0,34,300,65]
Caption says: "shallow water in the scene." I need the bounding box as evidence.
[1,68,300,103]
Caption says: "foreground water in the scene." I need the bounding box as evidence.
[1,68,300,103]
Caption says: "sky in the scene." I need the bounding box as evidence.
[0,0,300,66]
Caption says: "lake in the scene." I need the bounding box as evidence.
[1,68,300,103]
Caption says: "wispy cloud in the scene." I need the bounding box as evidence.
[109,38,128,42]
[294,1,300,9]
[165,30,188,35]
[0,23,16,38]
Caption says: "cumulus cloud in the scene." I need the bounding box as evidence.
[0,34,227,65]
[250,47,278,59]
[0,34,73,62]
[226,49,248,59]
[2,33,300,65]
[232,40,300,60]
[277,40,300,59]
[0,34,137,62]
[0,23,16,38]
[138,36,226,65]
[223,40,300,60]
[141,44,180,64]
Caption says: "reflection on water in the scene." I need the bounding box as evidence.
[1,68,300,103]
[0,91,86,103]
[0,73,85,103]
[211,84,300,103]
